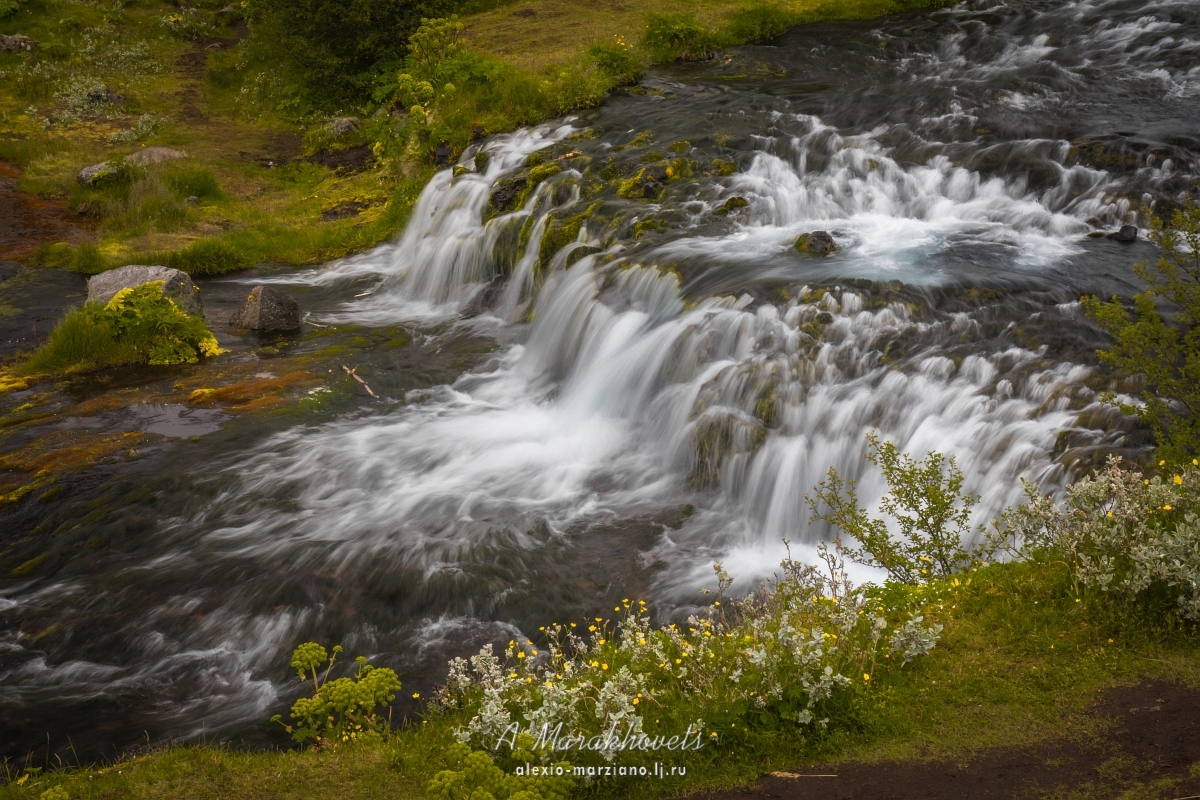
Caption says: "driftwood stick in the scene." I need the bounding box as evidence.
[341,365,378,398]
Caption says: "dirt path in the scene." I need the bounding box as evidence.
[701,681,1200,800]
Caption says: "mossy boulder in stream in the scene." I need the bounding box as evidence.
[795,230,839,255]
[23,281,224,373]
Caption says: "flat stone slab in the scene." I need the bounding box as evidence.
[0,34,37,53]
[87,265,204,317]
[125,147,188,167]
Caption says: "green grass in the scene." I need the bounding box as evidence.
[4,559,1197,800]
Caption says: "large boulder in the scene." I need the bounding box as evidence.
[77,148,189,185]
[795,230,839,255]
[229,285,301,331]
[327,117,360,137]
[1113,224,1138,243]
[0,34,37,53]
[87,265,204,317]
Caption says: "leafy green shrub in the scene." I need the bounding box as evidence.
[436,546,940,761]
[0,0,24,18]
[244,0,456,102]
[427,742,575,800]
[272,643,402,746]
[587,36,645,83]
[1083,205,1200,465]
[1002,456,1200,619]
[641,13,718,62]
[807,433,984,583]
[160,8,214,39]
[23,282,224,374]
[164,166,222,200]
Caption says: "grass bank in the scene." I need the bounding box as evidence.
[1,0,946,275]
[2,558,1198,799]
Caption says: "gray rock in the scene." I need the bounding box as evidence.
[125,147,188,167]
[327,117,360,137]
[87,265,204,317]
[0,262,20,283]
[795,230,839,255]
[230,285,301,331]
[1114,224,1138,243]
[78,161,116,185]
[0,34,37,53]
[186,195,200,205]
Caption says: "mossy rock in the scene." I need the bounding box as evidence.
[633,218,670,240]
[715,196,748,216]
[668,140,691,154]
[616,165,668,201]
[666,158,695,181]
[795,231,839,255]
[710,157,737,176]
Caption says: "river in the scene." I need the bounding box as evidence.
[1,0,1197,763]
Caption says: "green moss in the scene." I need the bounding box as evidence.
[715,195,748,215]
[633,217,669,239]
[22,282,224,374]
[527,162,562,184]
[666,158,695,180]
[640,150,666,163]
[537,201,603,271]
[711,157,737,176]
[11,553,49,576]
[668,140,691,154]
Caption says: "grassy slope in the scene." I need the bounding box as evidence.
[1,0,933,274]
[3,561,1197,799]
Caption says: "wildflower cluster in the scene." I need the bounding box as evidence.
[109,113,158,143]
[160,9,214,40]
[272,643,403,747]
[1003,456,1200,619]
[435,546,941,763]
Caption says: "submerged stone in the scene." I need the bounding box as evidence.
[230,285,301,332]
[87,265,203,317]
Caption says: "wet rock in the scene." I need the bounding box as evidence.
[795,230,838,255]
[489,177,527,214]
[715,196,748,216]
[0,34,37,53]
[327,117,360,137]
[618,164,668,200]
[0,262,20,282]
[473,151,491,174]
[230,285,301,331]
[87,265,204,317]
[816,311,835,324]
[125,147,188,167]
[433,140,453,166]
[1114,224,1138,243]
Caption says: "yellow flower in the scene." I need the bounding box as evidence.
[1160,460,1166,466]
[1106,511,1113,518]
[1174,475,1183,484]
[632,698,639,705]
[601,663,609,670]
[1193,459,1198,466]
[1164,505,1172,511]
[517,651,525,659]
[863,673,870,681]
[412,692,420,699]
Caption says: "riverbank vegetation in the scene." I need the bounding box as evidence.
[4,448,1198,800]
[1,0,949,274]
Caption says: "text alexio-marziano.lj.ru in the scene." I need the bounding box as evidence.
[494,722,708,777]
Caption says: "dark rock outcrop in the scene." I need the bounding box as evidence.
[230,285,301,331]
[0,34,37,53]
[795,230,839,255]
[1114,224,1138,243]
[87,265,204,317]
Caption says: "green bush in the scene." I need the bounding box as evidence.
[427,742,575,800]
[272,643,402,746]
[23,282,225,374]
[1083,205,1200,465]
[1002,456,1200,620]
[807,433,985,583]
[641,13,718,62]
[34,242,107,274]
[158,238,247,276]
[244,0,457,102]
[726,4,798,41]
[587,36,645,83]
[0,0,23,18]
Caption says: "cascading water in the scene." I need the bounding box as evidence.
[2,0,1197,762]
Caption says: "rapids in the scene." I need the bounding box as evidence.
[2,0,1197,761]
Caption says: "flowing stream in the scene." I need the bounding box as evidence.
[2,0,1198,762]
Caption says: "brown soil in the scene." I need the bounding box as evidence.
[702,681,1200,800]
[0,162,89,260]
